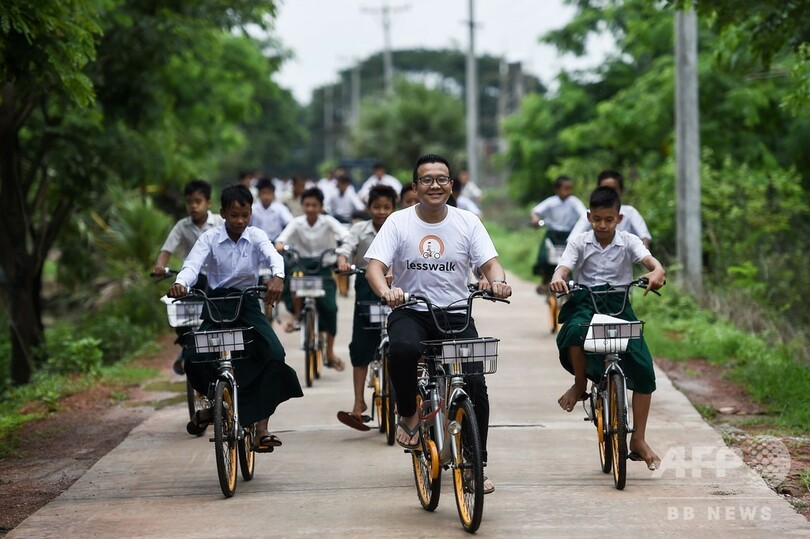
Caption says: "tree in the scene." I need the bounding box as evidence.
[0,0,282,384]
[347,80,466,178]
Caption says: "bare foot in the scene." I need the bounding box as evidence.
[629,438,661,470]
[326,356,345,371]
[558,382,587,412]
[351,401,368,418]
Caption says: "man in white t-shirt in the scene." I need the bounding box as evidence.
[365,154,511,494]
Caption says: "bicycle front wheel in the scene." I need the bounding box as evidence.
[304,309,316,388]
[214,381,238,497]
[452,399,484,533]
[383,351,396,445]
[238,424,256,481]
[412,424,441,511]
[609,372,628,490]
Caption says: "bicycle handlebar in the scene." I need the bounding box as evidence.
[336,264,365,276]
[175,285,267,325]
[556,278,663,316]
[395,289,509,336]
[151,267,178,282]
[282,246,337,275]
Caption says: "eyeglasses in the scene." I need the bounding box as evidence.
[417,175,452,186]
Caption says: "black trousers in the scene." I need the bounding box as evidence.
[388,308,490,463]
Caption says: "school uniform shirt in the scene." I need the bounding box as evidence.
[357,174,403,202]
[317,177,339,201]
[456,195,482,217]
[336,220,378,269]
[531,195,586,233]
[275,214,350,259]
[175,225,285,290]
[365,205,498,309]
[160,211,224,258]
[557,229,651,287]
[250,200,293,242]
[326,187,365,222]
[566,204,652,242]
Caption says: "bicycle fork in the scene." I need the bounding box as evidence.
[600,357,632,436]
[214,357,243,442]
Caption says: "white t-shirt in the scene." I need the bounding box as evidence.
[365,205,498,309]
[531,195,586,232]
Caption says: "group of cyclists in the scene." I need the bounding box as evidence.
[153,154,665,501]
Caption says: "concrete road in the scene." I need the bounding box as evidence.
[9,274,810,538]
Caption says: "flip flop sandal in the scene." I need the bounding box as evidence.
[254,433,283,453]
[337,411,371,431]
[395,419,421,450]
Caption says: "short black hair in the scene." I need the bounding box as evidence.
[221,183,253,209]
[412,154,452,183]
[256,177,275,192]
[184,179,212,200]
[553,175,572,190]
[589,186,621,211]
[597,170,624,192]
[367,185,398,207]
[337,174,353,184]
[300,187,324,205]
[373,162,385,170]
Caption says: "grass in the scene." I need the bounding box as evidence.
[483,219,540,283]
[800,470,810,492]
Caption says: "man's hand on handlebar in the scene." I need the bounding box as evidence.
[489,280,511,299]
[381,286,406,308]
[168,283,186,298]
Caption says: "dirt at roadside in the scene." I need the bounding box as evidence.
[1,338,809,535]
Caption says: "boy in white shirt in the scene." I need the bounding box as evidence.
[550,186,666,470]
[275,187,351,370]
[251,177,293,242]
[326,174,365,224]
[168,184,303,451]
[357,162,403,202]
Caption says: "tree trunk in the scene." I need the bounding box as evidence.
[7,271,44,384]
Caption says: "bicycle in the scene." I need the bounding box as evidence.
[556,278,659,490]
[153,268,208,433]
[337,266,396,445]
[395,289,508,533]
[283,246,336,388]
[175,285,266,498]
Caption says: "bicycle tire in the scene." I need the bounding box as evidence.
[412,425,441,511]
[383,351,396,446]
[186,379,206,436]
[238,424,256,481]
[304,309,315,388]
[609,372,628,490]
[596,387,612,474]
[370,353,384,433]
[452,399,484,533]
[214,381,238,497]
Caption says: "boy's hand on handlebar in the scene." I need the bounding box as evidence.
[337,260,352,273]
[641,269,666,296]
[151,265,166,277]
[264,276,284,306]
[168,283,186,298]
[381,287,405,308]
[549,278,568,295]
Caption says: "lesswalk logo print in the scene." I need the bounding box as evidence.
[408,235,456,272]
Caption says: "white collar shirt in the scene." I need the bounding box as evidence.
[357,174,402,201]
[531,195,586,232]
[326,186,365,221]
[558,229,651,287]
[175,225,285,290]
[336,220,378,268]
[160,211,224,258]
[250,200,293,242]
[275,214,351,260]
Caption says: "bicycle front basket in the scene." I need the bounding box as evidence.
[161,295,204,328]
[357,301,391,329]
[424,337,499,375]
[191,327,252,355]
[580,314,643,354]
[291,276,325,298]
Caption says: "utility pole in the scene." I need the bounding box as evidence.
[675,9,703,295]
[465,0,480,187]
[351,62,361,126]
[324,85,334,162]
[362,1,409,96]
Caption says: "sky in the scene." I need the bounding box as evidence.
[271,0,612,104]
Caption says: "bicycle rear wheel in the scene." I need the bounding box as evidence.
[383,351,396,445]
[412,424,441,511]
[452,399,484,533]
[238,424,256,481]
[596,386,612,474]
[609,372,628,490]
[213,381,238,497]
[304,309,316,388]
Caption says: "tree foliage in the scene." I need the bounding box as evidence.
[502,0,810,330]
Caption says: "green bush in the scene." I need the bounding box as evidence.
[45,328,103,375]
